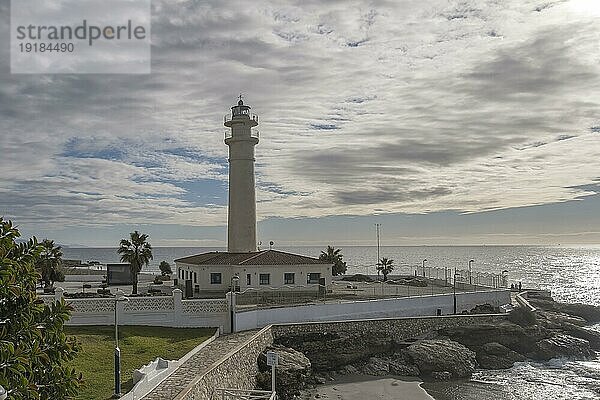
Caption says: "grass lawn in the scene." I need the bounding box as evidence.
[65,326,215,400]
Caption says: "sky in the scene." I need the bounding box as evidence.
[1,0,600,247]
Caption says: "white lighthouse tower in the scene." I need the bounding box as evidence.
[224,97,259,252]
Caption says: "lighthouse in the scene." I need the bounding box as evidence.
[173,98,333,303]
[224,97,259,252]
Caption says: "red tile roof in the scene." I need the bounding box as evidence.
[174,249,330,266]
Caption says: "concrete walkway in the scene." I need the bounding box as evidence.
[142,330,259,400]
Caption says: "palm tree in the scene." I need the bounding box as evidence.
[319,245,348,276]
[37,239,63,288]
[118,231,153,295]
[378,257,394,282]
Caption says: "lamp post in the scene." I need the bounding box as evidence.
[430,267,434,296]
[230,275,240,333]
[453,271,460,314]
[114,291,128,398]
[468,259,474,287]
[375,223,381,281]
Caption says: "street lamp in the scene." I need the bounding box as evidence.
[468,259,474,287]
[230,275,240,332]
[113,291,129,398]
[501,270,509,288]
[453,271,460,314]
[430,266,434,296]
[0,385,7,400]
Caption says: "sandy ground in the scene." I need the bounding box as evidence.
[301,375,434,400]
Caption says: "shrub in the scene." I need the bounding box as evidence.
[0,218,82,398]
[341,274,373,282]
[508,306,537,326]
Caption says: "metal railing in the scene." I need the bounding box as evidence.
[224,113,259,123]
[216,388,275,400]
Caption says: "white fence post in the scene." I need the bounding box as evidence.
[173,289,183,326]
[55,287,65,302]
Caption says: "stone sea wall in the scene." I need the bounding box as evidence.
[272,314,507,342]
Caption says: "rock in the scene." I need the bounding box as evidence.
[257,345,312,398]
[389,360,420,376]
[468,303,500,314]
[559,322,600,350]
[341,365,358,375]
[438,322,548,356]
[403,340,477,378]
[528,298,600,324]
[431,371,452,381]
[535,334,593,361]
[540,311,587,327]
[361,357,390,376]
[476,342,525,370]
[276,332,394,371]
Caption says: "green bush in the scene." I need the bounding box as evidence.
[508,306,537,326]
[0,218,82,398]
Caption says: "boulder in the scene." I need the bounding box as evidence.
[438,322,552,357]
[389,360,420,377]
[257,345,312,398]
[535,334,593,361]
[431,371,452,381]
[403,340,477,378]
[276,332,394,371]
[340,364,359,375]
[528,298,600,324]
[476,342,525,370]
[468,303,500,314]
[539,311,587,327]
[559,303,600,324]
[361,357,390,376]
[559,322,600,350]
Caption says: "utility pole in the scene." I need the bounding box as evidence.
[375,223,381,281]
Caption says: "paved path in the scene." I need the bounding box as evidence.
[142,330,259,400]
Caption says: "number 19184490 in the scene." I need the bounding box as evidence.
[19,42,74,53]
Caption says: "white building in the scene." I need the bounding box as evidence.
[175,98,333,295]
[175,249,331,295]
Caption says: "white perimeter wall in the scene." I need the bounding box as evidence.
[235,289,511,332]
[42,289,230,332]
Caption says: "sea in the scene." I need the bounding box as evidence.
[63,245,600,400]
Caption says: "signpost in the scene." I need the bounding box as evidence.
[266,351,278,394]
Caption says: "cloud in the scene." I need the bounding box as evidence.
[0,0,599,239]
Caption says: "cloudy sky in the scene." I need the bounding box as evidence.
[1,0,600,247]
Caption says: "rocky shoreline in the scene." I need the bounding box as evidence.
[255,292,600,399]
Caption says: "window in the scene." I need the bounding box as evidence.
[284,273,295,285]
[194,272,197,284]
[307,273,321,284]
[246,273,251,286]
[185,270,188,280]
[259,273,270,285]
[210,273,222,284]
